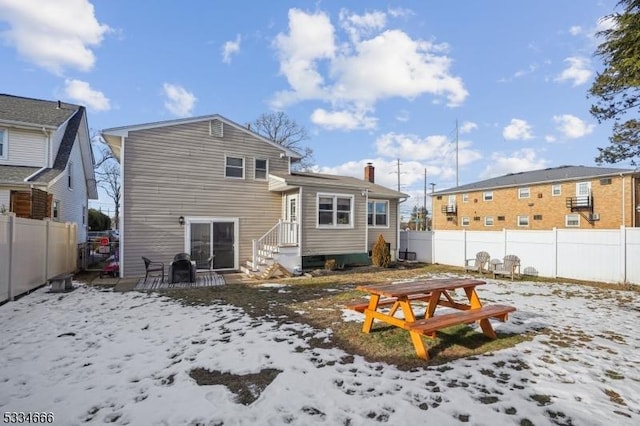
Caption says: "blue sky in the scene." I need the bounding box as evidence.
[0,0,624,217]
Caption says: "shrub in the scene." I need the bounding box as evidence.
[371,234,390,267]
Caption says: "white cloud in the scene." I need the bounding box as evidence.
[479,148,549,179]
[0,0,110,74]
[221,34,241,64]
[545,135,557,143]
[395,110,410,122]
[459,121,477,134]
[569,25,583,36]
[555,56,592,86]
[374,132,482,166]
[553,114,595,139]
[63,79,110,111]
[272,8,468,129]
[310,108,377,130]
[162,83,196,117]
[502,119,534,140]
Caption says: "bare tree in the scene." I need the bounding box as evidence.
[251,112,314,170]
[91,132,121,228]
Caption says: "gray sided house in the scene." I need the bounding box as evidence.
[102,115,407,278]
[0,94,98,242]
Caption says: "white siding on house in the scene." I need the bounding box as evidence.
[120,121,292,277]
[0,189,9,212]
[48,135,88,243]
[0,128,47,167]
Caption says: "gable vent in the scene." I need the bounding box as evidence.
[210,119,224,138]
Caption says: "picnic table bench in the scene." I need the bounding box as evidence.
[345,293,431,313]
[353,278,517,360]
[48,273,73,292]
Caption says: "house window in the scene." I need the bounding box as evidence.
[484,216,494,226]
[552,184,561,196]
[461,217,470,226]
[533,214,543,220]
[483,191,493,201]
[52,200,60,220]
[517,215,529,227]
[0,128,6,159]
[254,159,268,180]
[367,200,388,227]
[518,187,530,199]
[225,156,244,178]
[462,193,469,203]
[318,194,353,227]
[566,214,580,227]
[68,162,73,189]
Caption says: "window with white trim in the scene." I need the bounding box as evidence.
[225,156,244,178]
[518,187,530,199]
[318,194,353,227]
[566,214,580,227]
[68,162,73,189]
[461,217,470,226]
[0,128,7,159]
[483,191,493,201]
[254,159,268,180]
[52,200,60,220]
[552,184,561,196]
[462,193,469,203]
[367,200,388,227]
[517,215,529,227]
[484,216,494,226]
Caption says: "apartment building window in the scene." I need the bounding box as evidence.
[462,193,469,203]
[318,194,353,227]
[484,216,494,226]
[483,191,493,201]
[517,215,529,227]
[566,214,580,227]
[461,217,470,226]
[552,184,561,196]
[254,159,268,180]
[0,128,7,159]
[518,187,530,199]
[225,156,244,178]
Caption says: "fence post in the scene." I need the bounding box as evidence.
[44,219,50,280]
[620,226,626,284]
[552,227,558,278]
[7,213,14,301]
[503,228,508,258]
[462,228,467,266]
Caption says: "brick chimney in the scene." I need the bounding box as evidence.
[364,162,375,183]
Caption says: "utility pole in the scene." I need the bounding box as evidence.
[397,158,401,192]
[430,183,436,231]
[423,168,427,231]
[455,119,459,187]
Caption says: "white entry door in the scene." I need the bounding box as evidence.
[284,194,299,245]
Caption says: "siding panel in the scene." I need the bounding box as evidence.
[122,121,290,277]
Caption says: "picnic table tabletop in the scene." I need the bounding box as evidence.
[356,278,486,297]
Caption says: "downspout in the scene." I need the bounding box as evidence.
[363,189,369,255]
[398,196,409,261]
[119,135,125,277]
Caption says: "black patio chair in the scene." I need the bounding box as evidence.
[142,256,164,283]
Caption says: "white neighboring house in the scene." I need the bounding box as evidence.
[0,94,98,243]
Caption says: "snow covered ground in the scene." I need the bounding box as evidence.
[0,278,639,425]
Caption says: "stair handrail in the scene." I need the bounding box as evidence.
[252,220,298,270]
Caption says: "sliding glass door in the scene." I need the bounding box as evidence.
[187,218,237,270]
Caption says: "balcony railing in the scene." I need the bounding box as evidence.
[566,196,592,210]
[441,204,457,214]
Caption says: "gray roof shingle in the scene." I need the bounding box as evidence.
[433,165,638,195]
[270,171,408,199]
[0,94,79,128]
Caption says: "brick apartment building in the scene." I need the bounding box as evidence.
[431,165,640,230]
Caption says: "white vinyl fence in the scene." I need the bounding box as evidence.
[400,227,640,285]
[0,214,77,302]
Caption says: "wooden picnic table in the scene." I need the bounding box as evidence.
[354,278,515,360]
